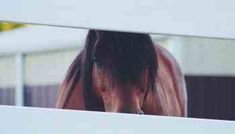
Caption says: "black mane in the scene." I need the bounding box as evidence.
[81,30,158,110]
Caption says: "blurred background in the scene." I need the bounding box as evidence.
[0,22,235,120]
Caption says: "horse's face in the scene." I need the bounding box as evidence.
[87,31,157,114]
[92,64,148,114]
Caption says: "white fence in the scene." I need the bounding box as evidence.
[0,0,235,39]
[0,105,234,134]
[0,0,235,133]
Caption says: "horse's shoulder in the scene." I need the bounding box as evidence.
[154,44,187,116]
[155,44,179,69]
[154,44,184,80]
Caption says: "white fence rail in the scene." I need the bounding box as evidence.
[0,0,235,133]
[0,105,234,134]
[0,0,235,39]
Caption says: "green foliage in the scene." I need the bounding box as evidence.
[0,22,24,32]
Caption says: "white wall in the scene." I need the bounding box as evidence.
[167,37,235,76]
[25,49,79,86]
[0,56,15,88]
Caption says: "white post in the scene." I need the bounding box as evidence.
[15,53,25,106]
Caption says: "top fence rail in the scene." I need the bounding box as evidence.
[0,0,235,39]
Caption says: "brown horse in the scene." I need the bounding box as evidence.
[56,30,187,116]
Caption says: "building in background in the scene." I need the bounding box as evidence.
[0,25,85,107]
[0,25,235,120]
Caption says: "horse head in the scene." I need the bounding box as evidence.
[82,30,158,114]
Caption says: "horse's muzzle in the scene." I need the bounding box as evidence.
[137,110,144,115]
[120,108,144,115]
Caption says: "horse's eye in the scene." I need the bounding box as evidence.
[93,56,105,70]
[93,58,102,69]
[92,56,97,62]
